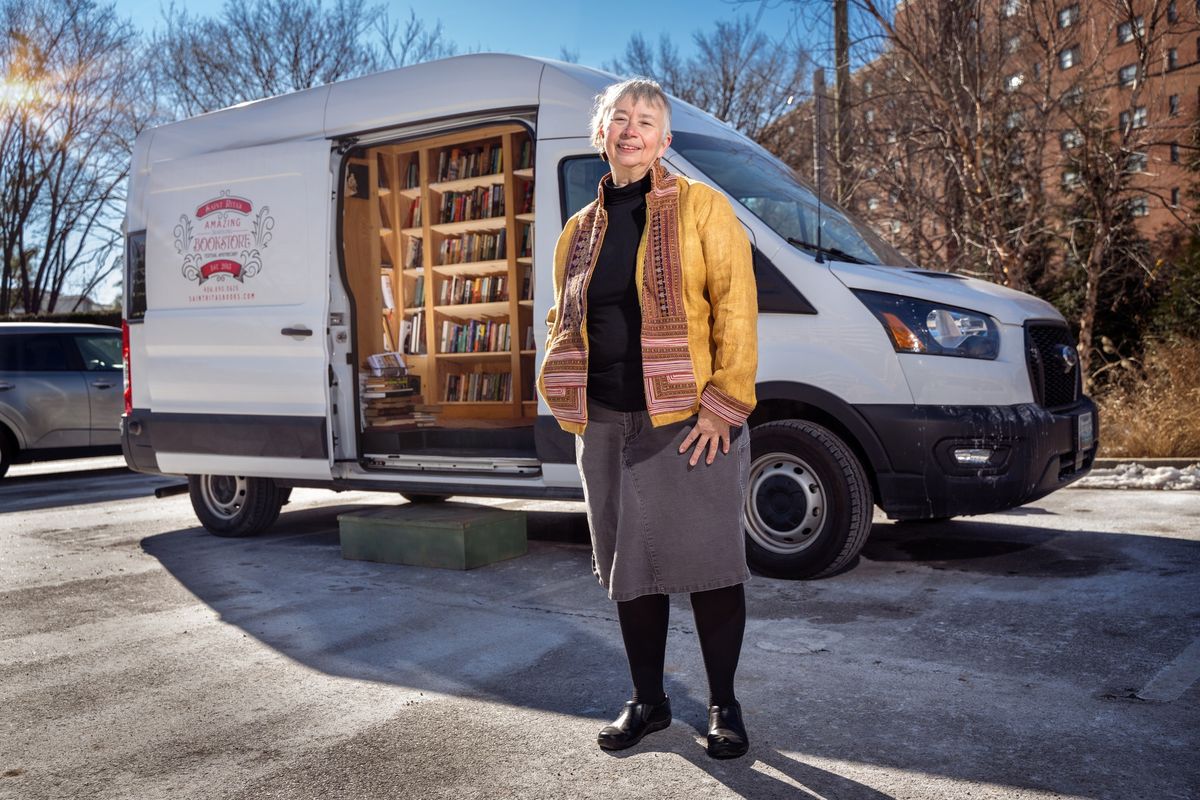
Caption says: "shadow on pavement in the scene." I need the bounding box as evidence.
[142,499,1200,799]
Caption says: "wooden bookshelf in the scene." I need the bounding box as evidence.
[347,124,536,424]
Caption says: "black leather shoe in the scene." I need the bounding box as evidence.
[706,701,749,759]
[597,697,672,751]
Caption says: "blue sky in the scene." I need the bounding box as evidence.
[112,0,819,70]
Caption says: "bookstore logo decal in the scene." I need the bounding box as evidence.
[175,189,275,303]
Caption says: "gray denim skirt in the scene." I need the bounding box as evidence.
[575,397,752,601]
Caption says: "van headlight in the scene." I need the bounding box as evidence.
[852,289,1000,359]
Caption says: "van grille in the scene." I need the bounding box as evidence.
[1025,322,1080,410]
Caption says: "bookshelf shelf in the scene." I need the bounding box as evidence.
[349,122,536,421]
[434,259,508,276]
[435,300,509,316]
[437,351,512,359]
[429,171,507,193]
[431,216,507,235]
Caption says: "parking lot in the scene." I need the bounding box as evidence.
[2,464,1198,800]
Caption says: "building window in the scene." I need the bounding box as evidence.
[1169,94,1180,115]
[1059,46,1080,69]
[1062,169,1081,188]
[1005,72,1025,91]
[1061,129,1084,149]
[864,80,873,96]
[1001,0,1021,18]
[1167,49,1178,70]
[867,197,880,211]
[1006,111,1023,129]
[1129,196,1149,217]
[865,108,876,123]
[1058,4,1079,27]
[1167,0,1178,22]
[1126,151,1148,172]
[1123,106,1148,130]
[889,219,903,234]
[1172,187,1181,206]
[1117,16,1144,44]
[1061,85,1084,107]
[1118,64,1138,87]
[1171,143,1181,162]
[1006,34,1022,53]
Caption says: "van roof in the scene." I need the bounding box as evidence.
[139,53,748,164]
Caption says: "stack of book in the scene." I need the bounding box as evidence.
[359,369,438,428]
[440,317,510,353]
[440,184,504,223]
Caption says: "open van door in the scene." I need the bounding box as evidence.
[141,139,334,482]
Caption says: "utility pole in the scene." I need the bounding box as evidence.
[834,0,851,204]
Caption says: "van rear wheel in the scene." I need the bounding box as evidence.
[189,474,285,537]
[743,420,873,579]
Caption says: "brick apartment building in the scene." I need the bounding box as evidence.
[807,0,1199,271]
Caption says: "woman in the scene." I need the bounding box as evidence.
[537,78,758,759]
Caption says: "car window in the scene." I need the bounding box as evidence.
[560,155,609,222]
[74,334,122,371]
[0,334,72,371]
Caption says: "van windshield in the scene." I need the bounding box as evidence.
[669,130,909,267]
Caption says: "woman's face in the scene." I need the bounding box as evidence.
[600,94,672,184]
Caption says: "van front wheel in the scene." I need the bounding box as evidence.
[188,474,285,537]
[743,420,873,579]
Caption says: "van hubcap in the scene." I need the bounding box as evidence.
[744,453,827,554]
[200,475,248,520]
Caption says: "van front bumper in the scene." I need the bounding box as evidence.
[858,399,1098,520]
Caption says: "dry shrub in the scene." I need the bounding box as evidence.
[1093,337,1200,457]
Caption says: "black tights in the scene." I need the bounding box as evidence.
[615,583,745,707]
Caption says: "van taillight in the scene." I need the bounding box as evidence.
[122,320,132,416]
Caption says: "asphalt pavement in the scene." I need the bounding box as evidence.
[1,465,1198,800]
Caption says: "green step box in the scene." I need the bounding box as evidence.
[338,503,528,570]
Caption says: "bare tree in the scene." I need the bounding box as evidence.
[604,17,811,144]
[152,0,457,117]
[0,0,148,315]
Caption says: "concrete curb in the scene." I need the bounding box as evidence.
[1093,458,1200,469]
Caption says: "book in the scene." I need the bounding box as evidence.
[366,352,406,377]
[381,274,395,309]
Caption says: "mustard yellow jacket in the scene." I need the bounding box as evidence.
[536,165,758,434]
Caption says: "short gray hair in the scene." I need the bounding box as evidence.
[589,77,673,154]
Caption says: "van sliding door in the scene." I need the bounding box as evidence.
[141,140,334,481]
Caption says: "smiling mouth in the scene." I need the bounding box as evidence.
[618,143,639,152]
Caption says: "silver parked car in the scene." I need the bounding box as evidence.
[0,323,123,477]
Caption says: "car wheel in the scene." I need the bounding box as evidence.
[743,420,873,579]
[401,493,449,504]
[188,474,285,537]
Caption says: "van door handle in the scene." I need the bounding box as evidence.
[91,381,115,389]
[281,326,313,338]
[0,382,12,391]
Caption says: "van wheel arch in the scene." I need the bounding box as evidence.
[749,385,888,505]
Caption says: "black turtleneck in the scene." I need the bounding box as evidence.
[586,171,652,411]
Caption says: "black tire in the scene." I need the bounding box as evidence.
[743,420,873,579]
[401,493,449,504]
[0,426,14,479]
[188,474,285,537]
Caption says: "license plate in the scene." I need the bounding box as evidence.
[1077,411,1094,452]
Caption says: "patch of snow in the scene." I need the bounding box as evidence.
[1072,462,1200,490]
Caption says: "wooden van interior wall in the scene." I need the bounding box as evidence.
[342,123,536,433]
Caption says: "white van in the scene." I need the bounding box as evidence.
[121,54,1097,578]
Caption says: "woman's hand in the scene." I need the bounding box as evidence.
[679,407,732,466]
